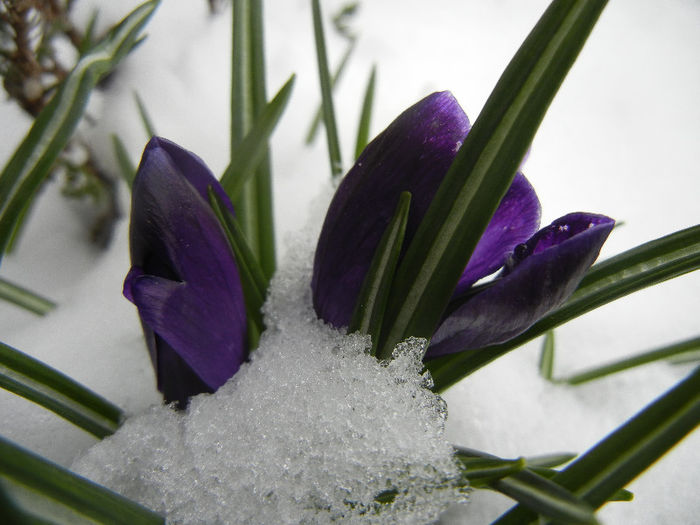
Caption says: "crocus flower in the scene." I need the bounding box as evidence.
[312,91,614,359]
[123,137,247,407]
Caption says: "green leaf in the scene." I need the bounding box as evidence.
[111,133,136,188]
[349,192,411,357]
[0,342,122,438]
[524,469,633,501]
[458,456,527,487]
[231,0,276,282]
[3,194,33,254]
[0,435,164,524]
[208,189,267,350]
[133,91,157,138]
[311,0,343,178]
[539,330,556,380]
[491,468,599,525]
[525,452,577,469]
[495,365,700,523]
[456,447,598,524]
[0,276,55,315]
[376,0,608,358]
[564,334,700,385]
[669,350,700,365]
[220,74,295,200]
[305,41,356,145]
[0,0,160,257]
[78,10,100,55]
[427,224,700,392]
[354,64,377,160]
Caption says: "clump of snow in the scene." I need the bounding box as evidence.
[72,230,467,524]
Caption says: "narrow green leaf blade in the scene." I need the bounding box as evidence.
[0,0,160,256]
[230,0,276,281]
[539,330,556,380]
[496,365,700,522]
[0,277,55,315]
[231,0,253,149]
[133,91,157,138]
[354,64,377,160]
[349,192,411,357]
[457,447,597,524]
[0,342,122,438]
[220,74,295,200]
[526,452,577,469]
[459,456,527,487]
[377,0,608,357]
[111,134,136,188]
[248,0,276,281]
[305,41,355,145]
[427,224,700,392]
[311,0,343,177]
[208,189,267,349]
[491,469,599,525]
[0,435,164,524]
[565,335,700,385]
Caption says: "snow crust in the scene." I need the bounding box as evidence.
[73,229,467,524]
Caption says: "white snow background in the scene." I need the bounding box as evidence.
[0,0,698,523]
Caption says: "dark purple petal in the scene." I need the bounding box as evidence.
[312,91,470,327]
[453,172,541,298]
[125,137,246,405]
[147,136,234,214]
[426,213,615,358]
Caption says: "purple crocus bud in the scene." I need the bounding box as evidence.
[123,137,247,407]
[426,213,615,358]
[311,91,541,328]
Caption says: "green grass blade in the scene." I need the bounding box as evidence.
[111,134,136,188]
[220,74,295,200]
[348,192,411,357]
[564,335,700,385]
[376,0,608,358]
[0,435,164,524]
[230,0,276,281]
[669,350,700,365]
[427,224,700,392]
[459,456,527,487]
[230,0,257,258]
[133,91,157,138]
[0,0,160,256]
[305,41,355,145]
[495,365,700,522]
[248,0,276,281]
[491,469,599,525]
[354,64,377,160]
[3,195,33,254]
[231,0,253,149]
[208,189,267,350]
[0,342,122,438]
[526,452,577,469]
[523,469,633,501]
[311,0,343,178]
[456,447,597,524]
[539,330,556,380]
[0,277,55,315]
[78,9,100,55]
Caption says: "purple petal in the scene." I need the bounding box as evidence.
[453,172,541,298]
[312,91,470,327]
[426,213,615,358]
[128,275,245,392]
[126,138,246,405]
[145,137,234,214]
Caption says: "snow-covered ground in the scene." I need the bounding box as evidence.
[0,1,698,523]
